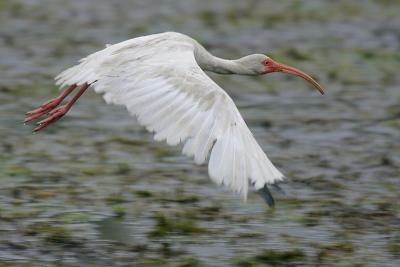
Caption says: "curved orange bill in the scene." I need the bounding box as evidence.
[270,59,325,95]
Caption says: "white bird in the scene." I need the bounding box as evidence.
[25,32,324,206]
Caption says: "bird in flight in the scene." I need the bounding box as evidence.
[25,32,324,206]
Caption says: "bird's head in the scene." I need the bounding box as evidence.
[242,54,325,95]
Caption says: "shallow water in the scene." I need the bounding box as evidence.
[1,0,399,266]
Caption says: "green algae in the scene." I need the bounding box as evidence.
[198,11,218,27]
[54,212,92,224]
[24,223,77,245]
[234,249,306,266]
[254,249,306,263]
[149,211,207,238]
[110,136,148,146]
[134,189,154,198]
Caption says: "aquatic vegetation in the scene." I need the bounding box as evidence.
[234,249,306,266]
[149,211,207,237]
[24,222,76,245]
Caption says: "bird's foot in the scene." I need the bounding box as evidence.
[32,104,70,132]
[258,184,275,208]
[25,84,78,124]
[24,97,63,123]
[25,83,90,132]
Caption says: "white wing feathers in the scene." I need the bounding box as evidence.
[55,33,283,199]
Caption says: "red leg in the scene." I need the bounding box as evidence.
[32,83,90,132]
[25,84,77,123]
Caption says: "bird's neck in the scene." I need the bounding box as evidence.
[194,44,250,75]
[207,57,247,75]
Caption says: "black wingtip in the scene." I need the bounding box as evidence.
[257,184,275,208]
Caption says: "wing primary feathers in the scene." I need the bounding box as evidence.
[257,184,275,207]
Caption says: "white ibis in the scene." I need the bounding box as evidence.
[25,32,324,206]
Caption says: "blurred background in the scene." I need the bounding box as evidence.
[0,0,399,266]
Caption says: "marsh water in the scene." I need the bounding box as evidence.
[0,1,399,266]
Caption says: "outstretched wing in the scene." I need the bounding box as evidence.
[55,33,283,199]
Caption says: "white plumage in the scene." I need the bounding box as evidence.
[54,32,284,199]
